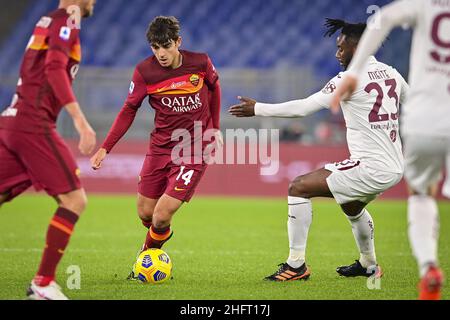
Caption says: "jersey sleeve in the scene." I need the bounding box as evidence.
[47,18,79,55]
[348,0,421,76]
[45,19,79,106]
[126,67,148,110]
[100,67,148,153]
[310,75,344,108]
[204,55,219,88]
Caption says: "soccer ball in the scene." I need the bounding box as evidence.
[134,249,173,284]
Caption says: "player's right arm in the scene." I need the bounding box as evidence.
[229,77,341,118]
[90,67,147,170]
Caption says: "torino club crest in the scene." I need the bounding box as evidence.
[322,81,337,94]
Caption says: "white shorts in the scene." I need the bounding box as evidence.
[325,159,403,205]
[404,135,450,198]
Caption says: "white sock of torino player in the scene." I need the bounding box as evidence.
[287,196,313,269]
[408,195,440,277]
[347,209,377,268]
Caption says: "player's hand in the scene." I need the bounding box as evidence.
[204,129,223,162]
[213,129,224,149]
[229,96,257,117]
[330,75,358,114]
[90,148,107,171]
[78,127,96,155]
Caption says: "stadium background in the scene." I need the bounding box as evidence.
[0,0,415,198]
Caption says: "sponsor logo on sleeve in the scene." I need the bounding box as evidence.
[129,81,135,94]
[36,16,52,28]
[59,26,71,41]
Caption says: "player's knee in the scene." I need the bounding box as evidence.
[58,190,88,215]
[137,202,155,222]
[289,176,311,198]
[152,209,173,229]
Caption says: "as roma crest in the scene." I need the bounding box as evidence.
[190,74,200,87]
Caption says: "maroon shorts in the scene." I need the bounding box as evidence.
[0,129,81,202]
[138,153,207,202]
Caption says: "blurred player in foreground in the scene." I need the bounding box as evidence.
[90,16,222,279]
[230,19,409,283]
[332,0,449,300]
[0,0,97,300]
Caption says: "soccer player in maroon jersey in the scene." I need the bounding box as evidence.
[0,0,96,300]
[90,16,222,279]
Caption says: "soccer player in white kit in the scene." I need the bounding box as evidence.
[332,0,449,300]
[230,19,409,282]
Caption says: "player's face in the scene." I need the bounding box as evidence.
[151,38,182,69]
[80,0,96,18]
[335,34,355,70]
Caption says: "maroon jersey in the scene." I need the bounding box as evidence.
[102,50,221,156]
[0,9,81,134]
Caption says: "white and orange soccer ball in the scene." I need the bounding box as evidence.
[134,249,173,284]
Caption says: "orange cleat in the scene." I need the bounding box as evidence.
[419,266,444,300]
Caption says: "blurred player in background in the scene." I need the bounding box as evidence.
[0,0,97,300]
[90,16,222,279]
[332,0,449,300]
[230,19,409,283]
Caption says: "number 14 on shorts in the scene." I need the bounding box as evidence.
[176,166,194,186]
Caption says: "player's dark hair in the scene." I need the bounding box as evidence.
[147,16,180,45]
[323,18,366,44]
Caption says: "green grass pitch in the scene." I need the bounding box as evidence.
[0,195,448,300]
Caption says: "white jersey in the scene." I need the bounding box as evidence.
[348,0,450,137]
[401,0,450,137]
[255,56,409,174]
[313,57,409,174]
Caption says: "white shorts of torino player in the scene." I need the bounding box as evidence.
[325,159,403,205]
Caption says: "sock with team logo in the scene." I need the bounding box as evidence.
[287,196,313,269]
[347,209,377,268]
[34,207,79,287]
[144,225,172,250]
[408,195,439,277]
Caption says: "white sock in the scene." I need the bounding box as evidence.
[347,209,377,268]
[408,195,440,277]
[287,196,312,269]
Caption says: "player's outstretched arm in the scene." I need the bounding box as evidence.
[65,102,97,155]
[229,96,257,117]
[91,68,147,170]
[229,94,325,118]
